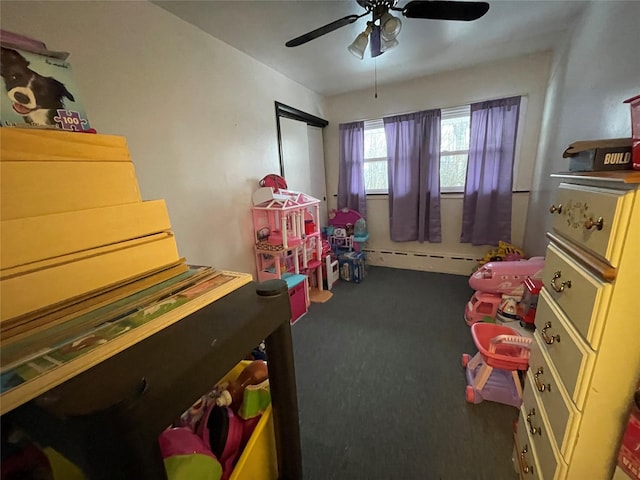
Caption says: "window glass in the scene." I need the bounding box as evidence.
[440,106,471,192]
[364,120,389,193]
[364,125,387,159]
[362,105,471,194]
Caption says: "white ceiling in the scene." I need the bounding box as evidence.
[153,0,589,96]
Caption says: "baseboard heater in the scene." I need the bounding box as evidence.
[363,249,479,275]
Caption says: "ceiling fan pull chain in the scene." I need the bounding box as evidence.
[374,58,378,99]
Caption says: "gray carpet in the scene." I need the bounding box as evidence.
[291,266,519,480]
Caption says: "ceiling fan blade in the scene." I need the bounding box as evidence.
[401,1,490,21]
[285,14,364,47]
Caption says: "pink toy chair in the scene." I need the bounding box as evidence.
[461,323,531,408]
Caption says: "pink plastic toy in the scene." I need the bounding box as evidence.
[461,323,531,408]
[469,256,545,296]
[327,208,369,252]
[464,291,502,326]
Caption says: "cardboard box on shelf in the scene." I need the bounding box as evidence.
[563,138,632,172]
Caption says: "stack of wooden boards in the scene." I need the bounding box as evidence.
[0,128,254,415]
[0,128,188,340]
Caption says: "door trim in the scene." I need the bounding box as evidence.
[275,101,328,177]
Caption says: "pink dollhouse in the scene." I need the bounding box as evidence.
[251,187,323,323]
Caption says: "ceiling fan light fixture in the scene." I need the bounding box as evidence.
[380,36,399,52]
[380,11,402,41]
[348,24,373,59]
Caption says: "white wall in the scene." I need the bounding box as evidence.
[0,0,326,277]
[524,1,640,256]
[324,52,551,274]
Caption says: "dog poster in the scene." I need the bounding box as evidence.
[0,46,91,131]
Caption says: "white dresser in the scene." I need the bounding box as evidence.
[514,171,640,480]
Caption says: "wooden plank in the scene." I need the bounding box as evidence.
[0,271,253,415]
[0,234,180,321]
[0,267,218,362]
[1,232,173,279]
[1,161,142,220]
[0,260,189,336]
[0,262,196,344]
[1,200,172,270]
[0,129,130,162]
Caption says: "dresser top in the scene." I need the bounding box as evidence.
[552,170,640,184]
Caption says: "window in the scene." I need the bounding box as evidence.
[363,119,389,194]
[363,105,471,194]
[440,105,470,193]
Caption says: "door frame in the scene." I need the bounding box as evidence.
[274,101,328,178]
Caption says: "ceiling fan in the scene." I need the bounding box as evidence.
[285,0,490,59]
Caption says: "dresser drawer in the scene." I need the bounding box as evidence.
[516,403,569,480]
[542,244,612,349]
[516,406,543,480]
[521,382,559,479]
[550,183,632,266]
[527,334,580,460]
[534,290,596,410]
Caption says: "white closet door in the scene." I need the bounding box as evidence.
[307,125,327,223]
[280,118,327,223]
[281,117,310,193]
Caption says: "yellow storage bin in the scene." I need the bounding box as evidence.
[220,361,278,480]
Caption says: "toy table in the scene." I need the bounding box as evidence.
[3,280,302,480]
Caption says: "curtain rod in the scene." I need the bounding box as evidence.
[346,93,529,124]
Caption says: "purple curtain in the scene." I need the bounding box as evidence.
[461,96,521,245]
[384,109,441,243]
[338,121,367,218]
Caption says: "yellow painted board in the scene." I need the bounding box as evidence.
[0,129,130,162]
[0,271,252,415]
[1,232,174,279]
[1,161,141,220]
[1,200,172,270]
[0,233,180,322]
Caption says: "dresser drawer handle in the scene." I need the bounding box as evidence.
[520,444,534,475]
[541,322,561,345]
[534,367,551,393]
[527,408,543,436]
[584,216,604,231]
[550,271,572,293]
[549,203,562,214]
